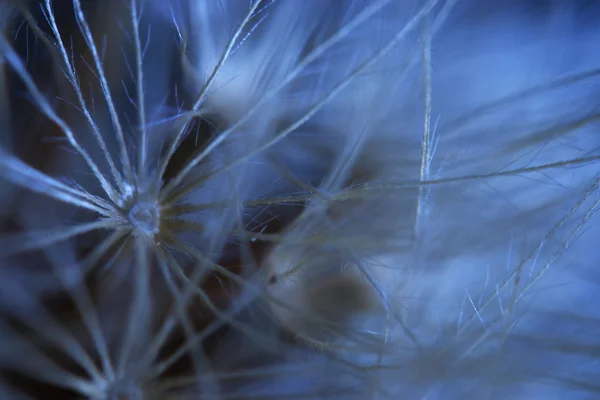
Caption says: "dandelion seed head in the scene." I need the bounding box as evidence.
[1,0,600,398]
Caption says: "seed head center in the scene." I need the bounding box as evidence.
[128,199,160,236]
[107,381,144,400]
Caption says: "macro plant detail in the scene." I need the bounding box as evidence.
[0,0,600,399]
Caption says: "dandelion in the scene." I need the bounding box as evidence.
[1,0,600,399]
